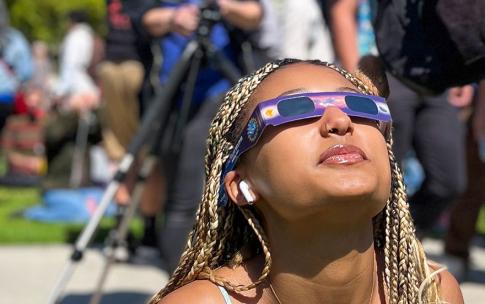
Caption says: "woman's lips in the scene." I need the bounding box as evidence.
[319,144,368,165]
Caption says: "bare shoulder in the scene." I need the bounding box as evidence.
[158,280,226,304]
[428,262,464,304]
[158,257,265,304]
[438,269,464,304]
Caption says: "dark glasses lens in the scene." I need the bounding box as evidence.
[344,95,378,114]
[277,97,315,117]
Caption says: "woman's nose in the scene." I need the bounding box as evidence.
[319,106,354,137]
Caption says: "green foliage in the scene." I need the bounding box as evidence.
[5,0,106,46]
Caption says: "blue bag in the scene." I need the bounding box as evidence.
[23,187,116,223]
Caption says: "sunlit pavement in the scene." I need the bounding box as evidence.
[422,238,485,303]
[0,245,168,304]
[0,240,483,303]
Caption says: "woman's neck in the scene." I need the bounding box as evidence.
[266,214,377,304]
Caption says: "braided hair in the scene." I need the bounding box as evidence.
[149,59,442,304]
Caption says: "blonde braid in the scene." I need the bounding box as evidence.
[384,191,394,299]
[149,59,442,304]
[186,62,285,292]
[356,64,440,304]
[381,136,442,304]
[149,61,286,303]
[183,151,225,279]
[211,206,234,268]
[391,147,415,303]
[237,207,272,286]
[197,207,272,292]
[387,142,412,303]
[345,65,441,303]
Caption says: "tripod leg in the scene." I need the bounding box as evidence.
[69,110,94,188]
[171,47,203,154]
[47,179,121,304]
[240,41,256,74]
[89,156,158,304]
[47,40,200,304]
[171,40,242,153]
[203,41,241,83]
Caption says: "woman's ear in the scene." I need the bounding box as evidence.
[224,171,259,206]
[355,55,390,98]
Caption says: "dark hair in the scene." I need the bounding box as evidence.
[68,10,89,24]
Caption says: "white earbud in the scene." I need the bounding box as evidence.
[239,180,255,204]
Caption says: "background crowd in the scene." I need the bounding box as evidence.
[0,0,484,301]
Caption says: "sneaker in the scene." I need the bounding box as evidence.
[103,243,131,262]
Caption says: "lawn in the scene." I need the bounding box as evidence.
[479,210,485,235]
[0,187,142,244]
[0,185,484,244]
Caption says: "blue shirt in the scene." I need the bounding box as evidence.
[357,0,377,56]
[0,28,33,102]
[158,0,238,105]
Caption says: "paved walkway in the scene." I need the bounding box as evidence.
[0,245,167,304]
[0,239,484,303]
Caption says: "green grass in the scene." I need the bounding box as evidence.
[0,187,142,244]
[0,185,484,244]
[477,207,485,235]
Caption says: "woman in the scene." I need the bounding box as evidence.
[150,59,463,303]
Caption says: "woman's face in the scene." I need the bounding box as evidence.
[236,63,391,223]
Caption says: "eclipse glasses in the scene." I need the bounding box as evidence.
[219,91,392,206]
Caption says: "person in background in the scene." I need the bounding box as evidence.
[97,0,162,253]
[0,0,32,130]
[2,41,54,182]
[270,0,333,60]
[137,0,268,272]
[99,0,149,161]
[328,0,470,238]
[30,41,54,90]
[53,10,98,111]
[444,80,485,281]
[25,41,55,119]
[327,0,376,70]
[42,10,102,190]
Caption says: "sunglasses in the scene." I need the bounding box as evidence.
[218,91,392,206]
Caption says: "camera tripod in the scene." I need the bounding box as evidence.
[47,4,245,303]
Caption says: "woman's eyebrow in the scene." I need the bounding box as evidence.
[337,86,360,93]
[277,87,360,98]
[277,88,308,97]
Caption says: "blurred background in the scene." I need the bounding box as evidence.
[0,0,484,303]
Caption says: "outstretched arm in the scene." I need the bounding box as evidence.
[142,4,200,37]
[217,0,263,31]
[328,0,360,71]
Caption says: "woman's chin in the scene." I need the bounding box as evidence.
[318,178,380,198]
[313,187,388,215]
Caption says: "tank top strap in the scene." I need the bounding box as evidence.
[217,285,233,304]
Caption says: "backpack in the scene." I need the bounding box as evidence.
[374,0,485,94]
